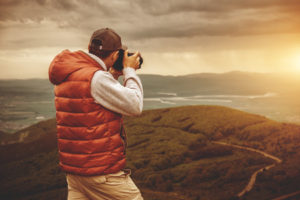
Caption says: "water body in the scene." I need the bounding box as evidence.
[1,91,299,133]
[0,74,299,133]
[144,92,300,126]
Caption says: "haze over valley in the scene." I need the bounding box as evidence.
[0,71,299,134]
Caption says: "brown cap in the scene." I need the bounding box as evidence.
[89,28,127,51]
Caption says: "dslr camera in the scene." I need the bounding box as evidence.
[113,49,143,71]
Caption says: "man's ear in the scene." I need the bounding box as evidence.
[112,51,119,61]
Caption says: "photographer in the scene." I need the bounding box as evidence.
[49,28,143,200]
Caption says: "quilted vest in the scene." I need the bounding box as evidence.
[48,50,126,176]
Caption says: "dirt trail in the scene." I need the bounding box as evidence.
[212,141,282,197]
[272,190,300,200]
[133,123,284,198]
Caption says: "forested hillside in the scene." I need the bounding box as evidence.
[0,105,299,200]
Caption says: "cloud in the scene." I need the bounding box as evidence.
[137,0,300,15]
[0,0,299,39]
[0,0,300,78]
[0,0,299,49]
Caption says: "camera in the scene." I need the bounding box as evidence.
[113,49,143,71]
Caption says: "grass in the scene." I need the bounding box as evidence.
[0,105,300,200]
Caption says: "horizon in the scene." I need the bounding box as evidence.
[0,1,300,79]
[0,69,299,81]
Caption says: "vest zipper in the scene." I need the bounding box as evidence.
[120,118,127,155]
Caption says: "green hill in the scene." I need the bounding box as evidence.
[0,105,299,200]
[0,119,57,163]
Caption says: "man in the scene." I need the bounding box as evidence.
[48,28,144,200]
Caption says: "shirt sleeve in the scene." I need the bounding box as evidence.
[90,67,143,116]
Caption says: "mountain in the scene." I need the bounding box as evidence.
[0,105,300,200]
[139,70,300,97]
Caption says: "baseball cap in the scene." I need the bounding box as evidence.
[89,28,127,51]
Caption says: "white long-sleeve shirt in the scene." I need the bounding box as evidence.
[85,51,144,116]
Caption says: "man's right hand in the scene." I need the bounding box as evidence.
[123,50,140,70]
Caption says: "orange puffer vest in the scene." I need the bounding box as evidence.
[48,50,126,176]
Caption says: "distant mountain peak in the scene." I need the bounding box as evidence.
[185,70,268,77]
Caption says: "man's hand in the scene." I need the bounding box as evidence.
[123,50,140,70]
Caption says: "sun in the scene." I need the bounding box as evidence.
[293,55,300,71]
[294,54,300,71]
[289,52,300,73]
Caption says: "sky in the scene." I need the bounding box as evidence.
[0,0,300,79]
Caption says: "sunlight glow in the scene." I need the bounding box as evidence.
[291,52,300,72]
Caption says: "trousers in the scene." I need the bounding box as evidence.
[66,169,143,200]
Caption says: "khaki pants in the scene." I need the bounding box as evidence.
[66,170,143,200]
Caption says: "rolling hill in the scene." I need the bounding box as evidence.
[0,105,300,200]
